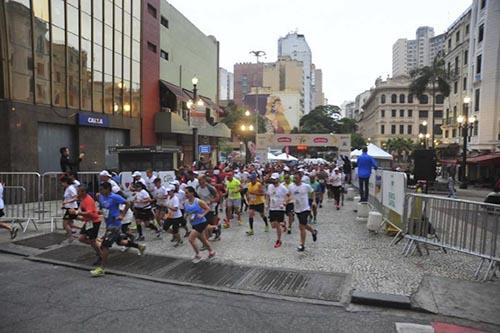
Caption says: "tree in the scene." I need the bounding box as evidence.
[351,133,366,150]
[299,105,342,134]
[410,54,450,148]
[335,118,357,134]
[384,137,415,163]
[221,101,266,134]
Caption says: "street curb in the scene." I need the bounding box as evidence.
[350,290,412,310]
[0,243,43,257]
[27,255,350,309]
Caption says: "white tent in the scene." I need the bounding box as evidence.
[350,143,393,160]
[304,158,328,164]
[275,153,298,161]
[268,152,279,160]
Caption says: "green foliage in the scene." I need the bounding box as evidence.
[383,137,416,162]
[221,101,266,134]
[336,118,357,134]
[299,105,352,134]
[409,55,450,99]
[351,133,366,150]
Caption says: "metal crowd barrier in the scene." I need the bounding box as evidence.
[402,193,500,281]
[0,172,41,231]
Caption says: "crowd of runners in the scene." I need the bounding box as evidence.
[58,161,350,277]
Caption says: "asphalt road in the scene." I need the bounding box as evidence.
[0,253,495,333]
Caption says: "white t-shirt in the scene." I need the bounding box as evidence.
[153,186,168,207]
[196,185,217,210]
[330,172,343,187]
[267,183,289,211]
[166,195,182,219]
[120,203,134,225]
[175,190,186,209]
[186,178,199,189]
[288,183,313,213]
[0,183,4,210]
[108,179,121,194]
[133,189,151,208]
[63,184,78,209]
[145,175,157,192]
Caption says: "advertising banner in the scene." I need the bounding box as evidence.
[382,170,406,215]
[256,133,351,152]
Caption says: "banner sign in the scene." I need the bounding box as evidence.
[198,145,211,154]
[382,170,407,215]
[77,113,109,127]
[190,105,206,128]
[256,133,351,153]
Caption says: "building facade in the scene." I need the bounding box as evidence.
[359,76,444,148]
[353,90,371,121]
[219,67,233,103]
[233,62,263,106]
[392,26,445,77]
[278,32,312,114]
[312,66,324,109]
[0,0,142,172]
[342,101,355,119]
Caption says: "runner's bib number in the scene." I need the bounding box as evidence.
[102,209,109,219]
[85,222,94,231]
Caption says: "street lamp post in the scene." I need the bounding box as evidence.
[457,96,474,189]
[188,76,205,165]
[240,122,254,164]
[249,50,266,140]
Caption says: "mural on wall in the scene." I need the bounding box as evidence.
[265,96,291,134]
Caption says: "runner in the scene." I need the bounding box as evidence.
[60,176,79,242]
[170,180,190,238]
[144,169,157,193]
[196,176,221,240]
[316,166,329,208]
[184,186,216,263]
[152,178,168,230]
[91,182,145,277]
[131,183,160,241]
[186,171,199,188]
[330,168,343,210]
[283,173,294,234]
[99,170,124,196]
[309,175,321,224]
[245,173,269,236]
[288,172,318,252]
[163,185,183,247]
[267,173,290,248]
[0,181,18,239]
[223,172,242,228]
[76,185,102,265]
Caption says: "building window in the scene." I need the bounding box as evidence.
[463,77,467,90]
[452,129,456,138]
[399,125,404,134]
[391,109,396,117]
[453,106,457,119]
[161,16,169,28]
[380,94,386,104]
[391,94,397,103]
[408,109,413,118]
[419,110,428,118]
[447,62,451,75]
[474,88,480,111]
[147,41,157,53]
[476,54,482,75]
[454,56,459,75]
[434,110,443,118]
[419,94,428,104]
[445,130,448,138]
[160,50,169,60]
[454,81,458,94]
[435,94,444,104]
[434,124,442,135]
[474,122,478,136]
[380,109,385,118]
[465,24,470,35]
[446,108,449,120]
[399,109,404,117]
[147,3,157,18]
[448,39,452,49]
[391,125,396,134]
[408,94,413,103]
[399,94,405,103]
[408,125,412,135]
[464,50,468,65]
[456,31,460,43]
[480,0,486,10]
[380,125,385,134]
[478,24,484,43]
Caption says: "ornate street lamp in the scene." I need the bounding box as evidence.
[457,96,475,189]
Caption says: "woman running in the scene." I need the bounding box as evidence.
[184,186,216,263]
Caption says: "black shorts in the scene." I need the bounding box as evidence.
[80,222,101,240]
[249,203,265,214]
[205,211,217,225]
[121,223,131,234]
[0,209,4,218]
[285,203,294,214]
[163,217,183,234]
[156,206,168,215]
[102,228,124,248]
[134,207,154,221]
[191,222,208,233]
[296,211,310,225]
[63,208,78,220]
[269,210,285,223]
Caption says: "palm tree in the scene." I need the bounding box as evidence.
[384,137,415,163]
[409,54,450,148]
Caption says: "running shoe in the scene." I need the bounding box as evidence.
[208,250,216,259]
[137,235,145,241]
[312,229,318,242]
[297,245,305,252]
[10,226,18,240]
[336,206,340,210]
[170,237,176,242]
[274,240,282,248]
[223,223,230,229]
[264,225,270,232]
[138,244,146,256]
[90,266,105,277]
[192,254,202,264]
[156,231,162,239]
[120,246,129,252]
[245,229,254,236]
[213,227,221,240]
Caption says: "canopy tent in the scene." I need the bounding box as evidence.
[350,143,393,161]
[275,153,298,161]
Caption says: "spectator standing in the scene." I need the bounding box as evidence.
[59,147,84,173]
[356,147,377,202]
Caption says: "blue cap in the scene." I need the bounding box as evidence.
[249,173,257,180]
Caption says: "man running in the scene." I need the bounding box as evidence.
[330,168,343,210]
[76,185,102,265]
[223,172,242,228]
[283,174,294,234]
[267,173,290,248]
[152,178,168,230]
[60,176,79,242]
[131,183,160,240]
[288,172,318,252]
[309,176,321,224]
[196,176,221,240]
[170,180,190,238]
[163,185,183,247]
[246,173,269,235]
[91,182,145,277]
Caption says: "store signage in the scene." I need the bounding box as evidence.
[77,113,109,127]
[198,145,211,154]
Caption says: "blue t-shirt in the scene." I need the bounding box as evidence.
[184,198,206,225]
[311,181,322,193]
[357,153,377,178]
[98,193,127,228]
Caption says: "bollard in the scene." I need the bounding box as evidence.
[367,211,382,232]
[346,187,355,201]
[356,202,369,221]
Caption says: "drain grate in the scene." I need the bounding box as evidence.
[14,233,67,249]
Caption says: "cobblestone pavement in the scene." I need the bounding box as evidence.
[141,196,479,296]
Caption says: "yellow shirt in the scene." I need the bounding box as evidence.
[247,181,265,205]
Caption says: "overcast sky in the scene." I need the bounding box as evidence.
[167,0,471,106]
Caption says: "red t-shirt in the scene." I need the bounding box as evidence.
[80,194,100,223]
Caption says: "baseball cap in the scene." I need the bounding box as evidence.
[99,170,112,177]
[132,171,142,177]
[283,166,290,172]
[165,185,175,192]
[249,173,257,180]
[169,180,180,186]
[270,172,280,180]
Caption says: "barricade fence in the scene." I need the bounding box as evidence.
[402,193,500,281]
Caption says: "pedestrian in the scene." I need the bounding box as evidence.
[59,147,84,173]
[196,175,221,241]
[144,169,157,194]
[131,183,160,240]
[447,174,457,199]
[76,185,102,265]
[356,147,377,202]
[283,173,295,234]
[170,180,190,238]
[267,173,290,248]
[0,181,18,239]
[163,185,183,247]
[288,172,318,252]
[223,172,242,228]
[60,176,79,242]
[184,186,216,263]
[309,176,321,223]
[330,168,343,210]
[152,177,168,231]
[342,155,352,184]
[245,173,269,235]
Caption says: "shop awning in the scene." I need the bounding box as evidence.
[439,159,458,166]
[160,80,190,102]
[467,154,500,166]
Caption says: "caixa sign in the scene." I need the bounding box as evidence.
[77,113,109,127]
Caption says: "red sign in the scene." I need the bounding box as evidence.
[313,137,328,144]
[277,137,292,143]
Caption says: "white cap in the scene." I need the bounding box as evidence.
[169,180,180,186]
[165,185,175,192]
[99,170,112,177]
[283,166,290,171]
[270,172,280,180]
[132,171,142,177]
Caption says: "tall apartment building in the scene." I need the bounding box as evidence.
[392,26,445,77]
[312,66,324,109]
[358,76,444,147]
[219,67,234,103]
[233,62,263,105]
[278,32,312,114]
[353,90,371,121]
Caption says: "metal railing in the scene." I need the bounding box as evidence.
[402,193,499,280]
